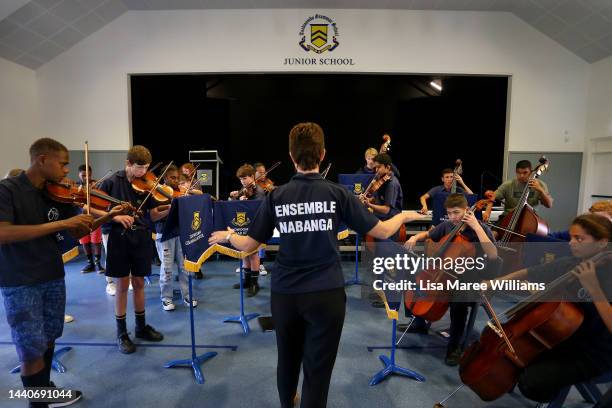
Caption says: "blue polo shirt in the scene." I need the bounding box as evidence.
[0,172,78,287]
[98,170,156,234]
[247,172,379,294]
[427,184,465,199]
[372,174,403,220]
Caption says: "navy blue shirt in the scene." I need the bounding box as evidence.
[527,256,612,363]
[0,172,78,287]
[373,174,403,221]
[356,163,401,178]
[427,184,465,199]
[247,172,379,294]
[98,170,156,234]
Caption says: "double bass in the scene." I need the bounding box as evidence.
[403,199,492,322]
[450,159,463,194]
[489,157,550,245]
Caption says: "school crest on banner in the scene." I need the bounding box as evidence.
[191,211,201,231]
[299,14,339,53]
[354,183,363,194]
[232,212,250,228]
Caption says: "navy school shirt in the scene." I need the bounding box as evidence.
[427,184,465,199]
[527,256,612,365]
[0,172,78,287]
[247,172,380,294]
[372,174,403,221]
[98,170,157,234]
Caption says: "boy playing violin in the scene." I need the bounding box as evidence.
[0,138,130,406]
[98,145,168,354]
[405,193,498,366]
[229,164,266,296]
[361,153,403,223]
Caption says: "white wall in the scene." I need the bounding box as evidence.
[0,57,39,174]
[580,55,612,212]
[35,9,590,156]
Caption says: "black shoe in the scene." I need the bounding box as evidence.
[81,262,95,273]
[232,281,244,289]
[445,347,462,367]
[396,323,429,335]
[247,282,260,297]
[45,382,83,407]
[94,261,105,273]
[368,292,380,301]
[371,300,385,308]
[118,333,136,354]
[135,324,164,342]
[194,271,204,280]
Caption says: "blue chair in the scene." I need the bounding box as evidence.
[538,370,612,408]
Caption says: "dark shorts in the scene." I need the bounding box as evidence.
[1,279,65,362]
[105,228,152,278]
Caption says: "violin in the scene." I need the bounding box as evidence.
[46,180,137,214]
[360,134,393,203]
[256,177,275,193]
[458,250,612,402]
[404,199,493,321]
[131,171,175,203]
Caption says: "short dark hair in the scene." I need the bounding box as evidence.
[253,162,265,169]
[78,164,92,173]
[571,214,612,241]
[236,164,255,178]
[444,193,468,209]
[516,160,532,170]
[29,138,68,161]
[127,145,152,165]
[441,168,454,176]
[164,164,178,177]
[289,122,325,171]
[373,153,392,167]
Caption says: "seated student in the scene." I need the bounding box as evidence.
[419,168,474,215]
[77,164,105,273]
[405,193,498,366]
[549,200,612,241]
[154,165,198,311]
[229,164,267,297]
[489,214,612,404]
[356,147,401,178]
[361,153,403,223]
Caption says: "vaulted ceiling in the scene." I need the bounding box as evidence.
[0,0,611,70]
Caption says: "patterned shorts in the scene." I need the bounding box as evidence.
[1,279,65,362]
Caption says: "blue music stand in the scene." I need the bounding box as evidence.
[10,347,72,374]
[345,233,363,286]
[164,272,218,384]
[223,258,259,335]
[368,300,426,386]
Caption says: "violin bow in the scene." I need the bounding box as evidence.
[321,162,332,179]
[135,161,173,215]
[479,291,519,360]
[258,161,281,182]
[184,163,201,196]
[84,141,91,215]
[92,170,112,189]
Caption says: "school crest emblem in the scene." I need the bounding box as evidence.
[191,211,201,231]
[299,14,339,54]
[232,212,250,227]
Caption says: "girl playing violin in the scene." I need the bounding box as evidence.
[229,164,267,296]
[489,213,612,403]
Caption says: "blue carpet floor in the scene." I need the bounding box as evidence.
[0,256,598,408]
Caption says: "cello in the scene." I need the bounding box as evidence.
[403,199,492,322]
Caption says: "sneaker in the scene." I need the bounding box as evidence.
[106,282,116,296]
[64,314,74,324]
[183,297,198,308]
[46,382,83,407]
[235,267,241,273]
[118,333,136,354]
[95,261,105,273]
[194,271,204,280]
[247,282,260,297]
[135,324,164,342]
[81,262,95,273]
[445,347,462,367]
[162,299,175,311]
[259,265,267,276]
